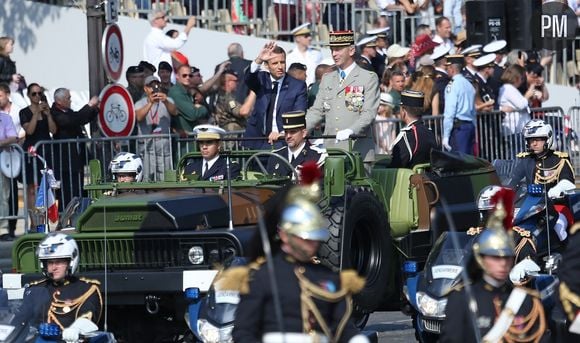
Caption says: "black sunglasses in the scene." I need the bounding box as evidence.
[30,92,42,96]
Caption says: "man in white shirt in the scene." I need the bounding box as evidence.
[432,17,455,54]
[143,10,196,73]
[285,23,323,86]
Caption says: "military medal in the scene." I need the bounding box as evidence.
[322,101,331,111]
[344,86,364,112]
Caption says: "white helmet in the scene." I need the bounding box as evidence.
[477,185,503,211]
[37,233,80,278]
[523,119,553,151]
[110,152,143,182]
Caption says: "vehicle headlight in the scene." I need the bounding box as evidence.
[188,246,205,265]
[416,292,448,318]
[197,319,234,343]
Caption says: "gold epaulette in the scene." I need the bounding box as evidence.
[340,270,365,294]
[27,279,48,286]
[553,151,569,158]
[512,226,531,237]
[467,226,483,235]
[215,257,266,294]
[571,223,580,235]
[79,277,101,285]
[560,281,580,321]
[516,152,531,158]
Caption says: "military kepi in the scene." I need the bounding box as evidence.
[194,124,226,141]
[400,90,424,108]
[329,31,355,47]
[282,111,306,130]
[446,54,465,66]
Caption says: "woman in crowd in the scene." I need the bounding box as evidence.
[19,83,57,228]
[0,36,23,94]
[498,64,535,157]
[409,66,438,115]
[374,92,397,155]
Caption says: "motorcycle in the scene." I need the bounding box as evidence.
[185,286,237,343]
[403,231,475,343]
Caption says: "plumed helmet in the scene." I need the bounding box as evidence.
[110,152,143,182]
[279,198,328,242]
[523,119,553,151]
[477,185,504,211]
[37,233,80,278]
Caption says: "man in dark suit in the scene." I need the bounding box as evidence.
[183,125,240,181]
[215,43,251,104]
[243,42,308,150]
[389,90,438,168]
[266,111,326,177]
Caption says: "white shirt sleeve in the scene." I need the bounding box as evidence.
[499,84,528,110]
[250,61,261,73]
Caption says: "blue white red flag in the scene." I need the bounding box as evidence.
[35,169,58,222]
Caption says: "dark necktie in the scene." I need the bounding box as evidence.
[265,81,279,135]
[290,154,295,164]
[203,161,208,177]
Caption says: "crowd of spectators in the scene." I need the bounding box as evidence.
[0,1,577,235]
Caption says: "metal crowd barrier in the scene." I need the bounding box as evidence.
[0,144,29,233]
[567,106,580,179]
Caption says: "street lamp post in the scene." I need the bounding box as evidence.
[86,0,107,135]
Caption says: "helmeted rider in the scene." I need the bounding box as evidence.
[109,152,143,183]
[12,233,103,343]
[507,119,575,241]
[441,196,548,342]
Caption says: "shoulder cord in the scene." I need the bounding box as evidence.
[534,158,569,184]
[295,268,353,343]
[560,282,580,321]
[502,296,546,343]
[47,284,102,329]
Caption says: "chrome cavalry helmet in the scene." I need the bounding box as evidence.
[37,233,80,278]
[110,152,143,182]
[523,119,553,151]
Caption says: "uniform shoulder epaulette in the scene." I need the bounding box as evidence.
[553,151,569,158]
[215,257,266,294]
[516,152,531,158]
[27,279,48,287]
[512,226,532,237]
[272,146,286,153]
[339,270,365,294]
[79,277,101,285]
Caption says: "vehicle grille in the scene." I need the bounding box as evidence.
[19,235,239,272]
[422,318,441,333]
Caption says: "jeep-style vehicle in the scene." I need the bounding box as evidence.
[8,147,498,341]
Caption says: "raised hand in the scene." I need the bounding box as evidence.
[256,41,277,64]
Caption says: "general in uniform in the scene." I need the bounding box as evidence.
[306,30,380,163]
[440,196,548,343]
[230,180,366,343]
[389,90,438,168]
[183,125,240,181]
[266,111,326,177]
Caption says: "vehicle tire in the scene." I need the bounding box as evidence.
[319,187,393,313]
[352,309,370,330]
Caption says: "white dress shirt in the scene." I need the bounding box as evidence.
[143,27,188,71]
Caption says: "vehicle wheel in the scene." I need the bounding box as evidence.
[318,187,393,313]
[352,308,370,330]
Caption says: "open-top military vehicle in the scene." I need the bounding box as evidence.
[7,145,499,341]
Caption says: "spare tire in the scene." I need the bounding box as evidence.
[318,187,393,313]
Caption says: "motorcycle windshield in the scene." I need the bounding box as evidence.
[514,192,546,224]
[0,307,32,342]
[203,290,239,326]
[424,232,475,298]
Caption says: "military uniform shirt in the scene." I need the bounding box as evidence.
[389,120,438,168]
[286,46,323,86]
[213,90,246,131]
[183,155,241,181]
[508,150,575,191]
[266,143,326,177]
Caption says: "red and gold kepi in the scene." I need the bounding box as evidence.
[329,30,355,47]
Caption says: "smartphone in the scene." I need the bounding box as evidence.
[482,94,492,103]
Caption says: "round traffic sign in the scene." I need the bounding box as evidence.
[102,24,124,82]
[98,84,135,137]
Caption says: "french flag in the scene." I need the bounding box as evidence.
[35,170,59,222]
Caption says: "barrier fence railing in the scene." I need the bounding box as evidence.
[566,106,580,180]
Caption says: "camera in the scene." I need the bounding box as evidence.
[152,83,161,94]
[482,94,492,103]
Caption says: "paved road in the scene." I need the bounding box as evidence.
[367,311,415,342]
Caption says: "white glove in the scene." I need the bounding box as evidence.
[547,179,576,199]
[62,327,81,343]
[442,137,452,151]
[335,129,354,142]
[311,138,324,148]
[62,317,99,343]
[509,258,541,285]
[348,334,370,343]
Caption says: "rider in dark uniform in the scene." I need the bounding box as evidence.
[266,111,326,177]
[441,197,548,343]
[389,90,438,168]
[430,45,451,114]
[231,181,365,343]
[183,125,240,181]
[508,119,576,242]
[12,233,103,341]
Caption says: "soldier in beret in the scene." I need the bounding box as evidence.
[388,90,438,168]
[266,111,326,178]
